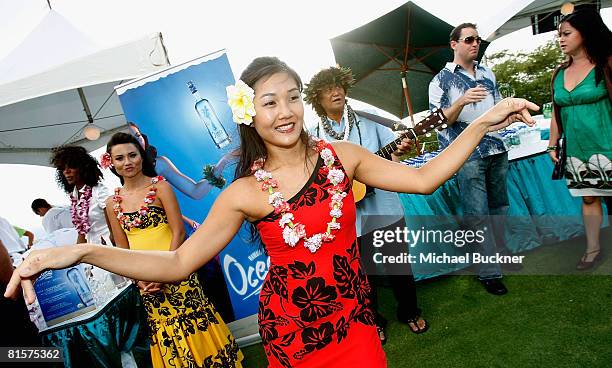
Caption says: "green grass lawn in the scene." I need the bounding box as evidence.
[240,231,612,367]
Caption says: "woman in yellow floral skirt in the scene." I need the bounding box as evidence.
[102,132,243,368]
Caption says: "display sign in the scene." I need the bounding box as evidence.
[34,265,96,326]
[115,50,267,335]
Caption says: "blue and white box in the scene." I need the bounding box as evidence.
[34,265,96,326]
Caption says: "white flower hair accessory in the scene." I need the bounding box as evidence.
[226,80,256,126]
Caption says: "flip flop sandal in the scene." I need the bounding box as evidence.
[404,316,429,334]
[376,325,387,345]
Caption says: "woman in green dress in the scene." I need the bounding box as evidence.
[549,9,612,270]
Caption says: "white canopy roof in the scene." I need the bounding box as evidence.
[0,10,169,166]
[482,0,612,41]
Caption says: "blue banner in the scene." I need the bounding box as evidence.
[34,265,96,326]
[116,51,267,323]
[221,231,269,319]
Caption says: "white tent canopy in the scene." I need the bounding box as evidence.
[0,10,169,166]
[482,0,612,41]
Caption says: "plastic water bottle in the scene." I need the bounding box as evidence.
[67,267,95,307]
[110,273,130,290]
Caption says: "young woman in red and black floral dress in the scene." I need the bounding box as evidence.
[7,57,538,367]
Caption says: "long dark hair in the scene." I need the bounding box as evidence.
[50,146,104,193]
[106,132,157,184]
[234,56,311,180]
[560,9,612,85]
[127,121,158,164]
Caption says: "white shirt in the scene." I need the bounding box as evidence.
[42,206,73,233]
[0,216,27,266]
[72,184,112,244]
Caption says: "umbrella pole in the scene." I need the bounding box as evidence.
[401,73,415,126]
[401,6,415,126]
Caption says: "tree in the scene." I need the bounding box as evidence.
[488,40,564,108]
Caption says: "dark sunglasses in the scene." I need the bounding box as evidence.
[457,36,482,45]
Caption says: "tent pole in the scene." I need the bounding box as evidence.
[77,87,94,124]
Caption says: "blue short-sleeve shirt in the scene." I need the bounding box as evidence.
[429,62,507,161]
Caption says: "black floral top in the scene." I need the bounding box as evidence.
[255,146,381,367]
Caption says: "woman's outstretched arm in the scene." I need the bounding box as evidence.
[337,98,539,195]
[4,184,247,304]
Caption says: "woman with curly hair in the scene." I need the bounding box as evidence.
[50,145,112,245]
[548,9,612,270]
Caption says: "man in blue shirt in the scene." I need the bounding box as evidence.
[429,23,510,295]
[305,67,428,344]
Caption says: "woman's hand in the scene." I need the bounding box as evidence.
[215,157,228,176]
[215,152,238,176]
[476,98,539,132]
[186,218,198,230]
[3,245,87,304]
[137,281,163,294]
[548,150,559,163]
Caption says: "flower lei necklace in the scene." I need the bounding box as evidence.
[70,185,92,235]
[112,176,165,230]
[253,139,347,253]
[319,103,355,141]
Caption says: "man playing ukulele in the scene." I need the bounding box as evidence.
[305,66,428,344]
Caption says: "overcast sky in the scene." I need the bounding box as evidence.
[1,0,610,238]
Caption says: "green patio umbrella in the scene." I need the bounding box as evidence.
[330,1,489,122]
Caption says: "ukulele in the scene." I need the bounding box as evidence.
[352,108,448,203]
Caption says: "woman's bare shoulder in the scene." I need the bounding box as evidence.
[330,140,366,176]
[222,176,269,220]
[330,140,359,151]
[227,175,257,190]
[330,140,367,156]
[220,176,260,203]
[156,178,173,190]
[105,195,115,208]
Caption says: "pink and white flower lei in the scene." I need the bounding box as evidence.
[253,139,346,253]
[112,176,165,230]
[70,185,92,235]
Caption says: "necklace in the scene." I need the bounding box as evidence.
[319,103,356,141]
[70,185,92,235]
[112,176,164,230]
[252,139,347,253]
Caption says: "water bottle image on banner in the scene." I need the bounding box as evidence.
[67,267,95,307]
[187,80,231,148]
